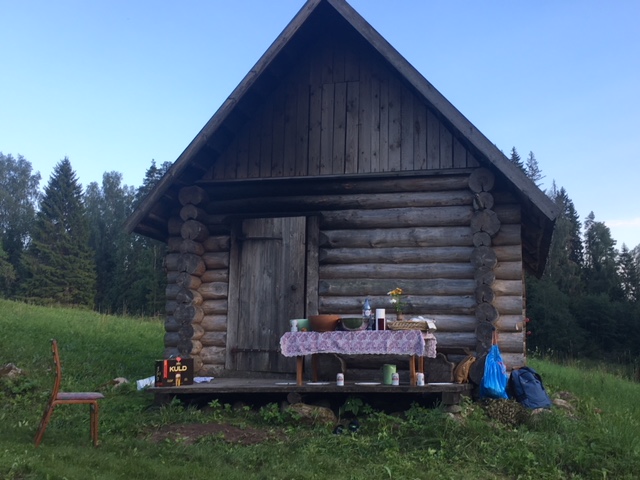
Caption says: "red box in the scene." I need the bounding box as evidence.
[154,358,194,387]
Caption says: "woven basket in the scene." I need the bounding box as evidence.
[387,320,429,331]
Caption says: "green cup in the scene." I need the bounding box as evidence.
[382,364,396,385]
[291,319,309,332]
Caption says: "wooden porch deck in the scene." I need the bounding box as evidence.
[148,377,474,407]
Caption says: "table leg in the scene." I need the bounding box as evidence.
[415,356,425,385]
[410,355,416,386]
[312,354,319,382]
[296,356,304,386]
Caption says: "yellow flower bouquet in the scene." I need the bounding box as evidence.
[387,287,404,314]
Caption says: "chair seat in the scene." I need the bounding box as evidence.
[57,392,105,401]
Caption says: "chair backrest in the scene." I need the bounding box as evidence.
[49,339,63,402]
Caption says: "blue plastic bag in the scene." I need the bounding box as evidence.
[480,344,509,399]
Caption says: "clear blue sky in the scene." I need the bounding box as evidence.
[2,1,639,249]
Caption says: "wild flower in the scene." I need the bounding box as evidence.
[387,287,404,314]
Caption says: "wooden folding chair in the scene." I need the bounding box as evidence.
[34,339,105,447]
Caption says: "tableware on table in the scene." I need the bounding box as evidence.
[336,373,344,386]
[290,318,310,332]
[354,382,381,386]
[308,315,340,332]
[392,372,400,386]
[376,308,386,331]
[341,317,365,331]
[363,297,373,330]
[382,364,396,385]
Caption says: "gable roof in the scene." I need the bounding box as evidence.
[125,0,558,276]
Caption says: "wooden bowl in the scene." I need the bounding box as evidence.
[308,315,340,332]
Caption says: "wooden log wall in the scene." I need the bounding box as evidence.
[165,170,525,377]
[164,186,230,377]
[469,168,525,370]
[316,169,525,371]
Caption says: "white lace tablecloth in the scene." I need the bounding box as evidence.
[280,330,436,358]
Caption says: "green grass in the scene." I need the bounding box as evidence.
[1,298,640,479]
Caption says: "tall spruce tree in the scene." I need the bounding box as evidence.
[134,159,171,206]
[632,245,640,299]
[525,151,545,187]
[527,184,585,355]
[20,158,96,306]
[543,184,583,296]
[618,244,639,303]
[509,147,526,174]
[583,211,622,300]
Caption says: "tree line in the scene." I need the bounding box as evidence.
[1,150,639,363]
[507,148,640,363]
[0,152,169,316]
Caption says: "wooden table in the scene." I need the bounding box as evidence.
[280,330,437,386]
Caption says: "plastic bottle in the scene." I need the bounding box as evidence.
[363,297,373,330]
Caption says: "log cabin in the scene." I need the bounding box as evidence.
[125,0,558,384]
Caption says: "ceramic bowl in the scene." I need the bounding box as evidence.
[308,314,340,332]
[341,317,365,331]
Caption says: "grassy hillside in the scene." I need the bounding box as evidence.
[1,298,639,479]
[0,299,164,384]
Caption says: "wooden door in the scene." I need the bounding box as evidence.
[229,216,306,373]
